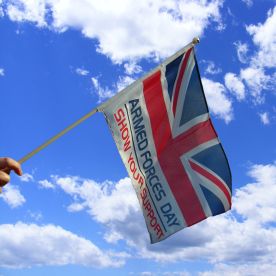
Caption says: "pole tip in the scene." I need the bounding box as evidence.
[192,37,200,45]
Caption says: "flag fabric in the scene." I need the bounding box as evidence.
[100,44,232,243]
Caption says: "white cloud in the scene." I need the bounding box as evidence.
[0,185,25,208]
[91,76,116,102]
[230,8,276,104]
[91,75,135,102]
[246,7,276,68]
[6,0,47,27]
[116,75,135,92]
[240,66,271,103]
[0,0,3,17]
[224,72,245,101]
[234,163,276,223]
[76,68,89,76]
[67,202,85,212]
[51,176,145,245]
[200,263,276,276]
[242,0,253,7]
[0,222,127,268]
[4,0,224,62]
[53,176,139,224]
[204,61,222,75]
[140,272,155,276]
[45,161,276,274]
[259,112,270,125]
[163,273,190,276]
[0,68,4,76]
[27,210,43,221]
[20,173,34,182]
[124,61,142,75]
[234,41,249,63]
[38,179,55,189]
[201,78,233,123]
[137,272,191,276]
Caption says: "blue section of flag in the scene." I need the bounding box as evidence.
[192,144,232,190]
[179,65,208,126]
[165,54,183,100]
[200,185,225,216]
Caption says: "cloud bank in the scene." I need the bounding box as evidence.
[1,0,223,63]
[33,161,276,275]
[0,222,127,268]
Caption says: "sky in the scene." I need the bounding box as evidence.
[0,0,276,275]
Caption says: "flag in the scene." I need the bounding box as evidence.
[100,44,232,243]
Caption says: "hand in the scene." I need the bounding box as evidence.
[0,157,23,191]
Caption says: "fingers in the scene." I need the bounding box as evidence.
[0,170,11,187]
[0,157,23,176]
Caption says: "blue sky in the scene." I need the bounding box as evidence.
[0,0,276,275]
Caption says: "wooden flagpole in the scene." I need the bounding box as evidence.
[18,107,99,164]
[0,37,200,193]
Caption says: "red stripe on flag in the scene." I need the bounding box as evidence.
[172,119,218,155]
[143,70,206,226]
[158,151,207,226]
[189,160,232,208]
[172,48,192,116]
[143,70,172,156]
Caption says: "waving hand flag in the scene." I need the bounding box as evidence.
[99,41,232,243]
[16,38,231,244]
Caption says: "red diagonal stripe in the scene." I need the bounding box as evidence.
[172,48,192,116]
[158,150,206,226]
[189,160,232,208]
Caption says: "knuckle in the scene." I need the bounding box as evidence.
[0,171,10,185]
[3,157,11,167]
[5,157,12,164]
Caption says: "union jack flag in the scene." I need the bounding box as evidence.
[143,47,232,227]
[102,43,232,243]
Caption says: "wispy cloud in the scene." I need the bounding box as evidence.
[224,72,245,101]
[27,210,43,221]
[20,173,34,182]
[246,7,276,69]
[240,66,271,103]
[91,76,116,102]
[259,112,270,125]
[226,8,276,105]
[202,77,233,123]
[91,75,135,102]
[0,0,4,17]
[38,179,55,189]
[0,68,4,76]
[6,0,47,27]
[203,60,222,75]
[0,185,25,208]
[234,41,249,63]
[124,61,142,75]
[116,75,135,92]
[75,68,89,76]
[242,0,253,8]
